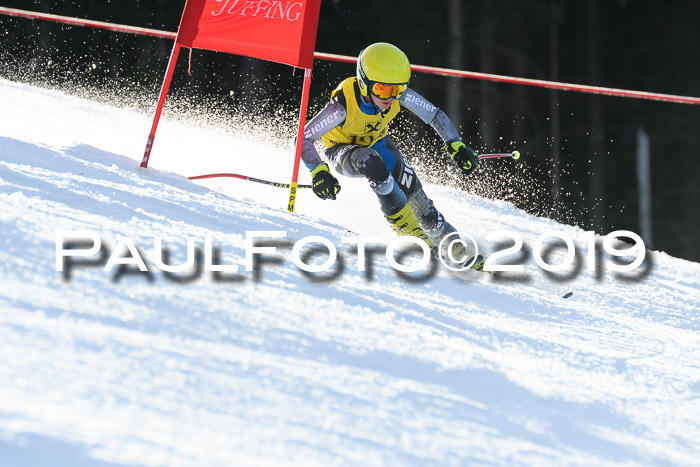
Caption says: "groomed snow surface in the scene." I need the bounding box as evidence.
[0,78,698,466]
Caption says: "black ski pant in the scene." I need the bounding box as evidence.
[325,136,453,241]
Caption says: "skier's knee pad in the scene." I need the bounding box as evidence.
[353,148,390,184]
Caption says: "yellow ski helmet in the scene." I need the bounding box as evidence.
[356,42,411,98]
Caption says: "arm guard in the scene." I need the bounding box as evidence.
[297,99,347,169]
[399,88,460,144]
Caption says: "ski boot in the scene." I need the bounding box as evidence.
[386,203,434,248]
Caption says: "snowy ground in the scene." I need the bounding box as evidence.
[0,78,699,466]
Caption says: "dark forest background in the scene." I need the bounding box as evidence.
[1,0,699,262]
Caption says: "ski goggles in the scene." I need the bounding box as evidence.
[370,82,408,100]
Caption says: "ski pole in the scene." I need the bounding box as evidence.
[477,151,521,160]
[188,173,313,189]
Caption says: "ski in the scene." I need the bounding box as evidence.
[469,255,491,274]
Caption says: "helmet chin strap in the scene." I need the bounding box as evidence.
[367,92,391,117]
[361,84,391,117]
[363,89,381,114]
[372,99,390,118]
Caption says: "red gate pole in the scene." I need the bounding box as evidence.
[287,68,313,213]
[141,43,182,169]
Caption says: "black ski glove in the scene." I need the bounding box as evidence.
[311,163,341,200]
[446,141,478,176]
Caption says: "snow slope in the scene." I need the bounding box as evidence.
[0,78,699,466]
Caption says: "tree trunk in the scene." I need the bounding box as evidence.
[28,0,52,74]
[549,0,562,219]
[479,0,495,150]
[588,0,605,233]
[447,0,464,132]
[510,13,527,152]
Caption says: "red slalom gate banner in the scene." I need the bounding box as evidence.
[177,0,320,68]
[140,0,322,212]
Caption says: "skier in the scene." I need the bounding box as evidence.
[300,42,480,265]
